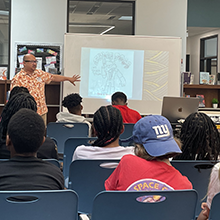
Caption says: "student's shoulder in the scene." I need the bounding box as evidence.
[121,154,138,162]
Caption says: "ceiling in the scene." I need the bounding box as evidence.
[187,27,220,37]
[68,1,134,35]
[0,0,220,42]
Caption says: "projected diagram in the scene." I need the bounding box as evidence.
[88,49,133,98]
[143,50,169,101]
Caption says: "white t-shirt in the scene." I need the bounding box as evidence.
[56,112,92,136]
[207,162,220,208]
[72,145,135,161]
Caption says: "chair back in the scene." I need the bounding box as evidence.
[171,160,217,216]
[68,159,119,214]
[209,192,220,220]
[63,137,97,182]
[120,123,135,139]
[0,190,78,220]
[92,190,198,220]
[46,122,89,153]
[43,159,60,168]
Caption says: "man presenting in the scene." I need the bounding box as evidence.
[11,54,80,124]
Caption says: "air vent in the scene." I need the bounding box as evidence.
[108,16,116,20]
[87,3,102,15]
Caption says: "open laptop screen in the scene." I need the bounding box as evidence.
[161,96,199,123]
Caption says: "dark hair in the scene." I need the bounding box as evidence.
[92,105,123,147]
[111,92,127,103]
[175,112,220,160]
[62,93,82,113]
[7,109,45,154]
[9,86,29,101]
[0,93,37,143]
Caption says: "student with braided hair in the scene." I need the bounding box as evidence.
[56,93,92,136]
[0,90,58,160]
[174,112,220,160]
[0,92,37,158]
[72,105,134,161]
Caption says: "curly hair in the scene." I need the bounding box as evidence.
[62,93,82,113]
[174,112,220,160]
[8,109,45,154]
[92,105,123,147]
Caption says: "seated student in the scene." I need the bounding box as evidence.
[174,112,220,160]
[72,105,134,161]
[197,162,220,220]
[0,108,64,190]
[111,91,142,123]
[0,91,58,160]
[8,85,29,100]
[105,115,192,191]
[56,93,92,136]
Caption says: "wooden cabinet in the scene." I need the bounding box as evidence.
[0,80,60,124]
[184,84,220,108]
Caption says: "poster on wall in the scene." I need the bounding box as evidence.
[15,43,62,75]
[0,66,7,80]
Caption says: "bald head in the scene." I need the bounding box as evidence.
[23,54,36,62]
[23,54,37,73]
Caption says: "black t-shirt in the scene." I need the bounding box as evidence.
[0,156,64,190]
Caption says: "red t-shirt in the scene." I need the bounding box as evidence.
[112,105,142,123]
[105,155,192,191]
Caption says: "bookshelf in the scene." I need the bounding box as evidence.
[0,80,60,124]
[184,84,220,108]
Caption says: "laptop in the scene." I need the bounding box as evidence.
[161,96,200,123]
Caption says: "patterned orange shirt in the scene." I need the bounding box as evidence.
[10,69,53,115]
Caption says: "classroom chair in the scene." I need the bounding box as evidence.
[119,123,135,139]
[68,159,119,214]
[171,160,217,217]
[63,137,97,183]
[209,191,220,220]
[92,190,198,220]
[0,190,78,220]
[46,122,89,153]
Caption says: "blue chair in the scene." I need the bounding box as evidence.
[0,190,78,220]
[43,158,60,168]
[46,122,89,153]
[171,160,217,216]
[63,137,97,182]
[68,159,119,214]
[120,123,135,139]
[209,191,220,220]
[92,190,198,220]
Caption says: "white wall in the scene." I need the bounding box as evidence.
[187,29,220,84]
[10,0,187,81]
[10,0,67,79]
[135,0,187,72]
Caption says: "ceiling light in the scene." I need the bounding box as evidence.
[0,10,9,16]
[118,16,132,21]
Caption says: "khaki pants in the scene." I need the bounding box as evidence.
[41,113,47,127]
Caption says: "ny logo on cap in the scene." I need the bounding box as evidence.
[152,124,170,138]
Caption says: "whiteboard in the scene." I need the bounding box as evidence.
[63,33,182,115]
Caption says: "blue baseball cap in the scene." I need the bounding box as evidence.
[133,115,182,157]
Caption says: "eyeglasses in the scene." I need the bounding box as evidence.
[24,60,38,63]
